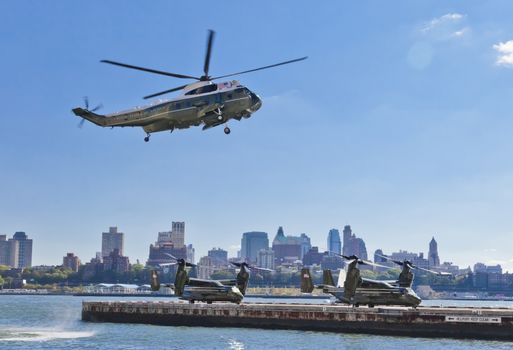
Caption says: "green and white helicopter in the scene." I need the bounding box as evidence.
[73,30,307,142]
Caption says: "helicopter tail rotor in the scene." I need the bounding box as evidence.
[78,97,103,128]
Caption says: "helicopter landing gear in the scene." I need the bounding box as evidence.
[214,107,223,121]
[144,134,151,142]
[224,126,231,135]
[189,300,195,304]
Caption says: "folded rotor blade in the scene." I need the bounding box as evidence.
[203,30,215,79]
[159,262,177,267]
[101,60,200,80]
[250,266,274,273]
[185,262,197,267]
[163,253,178,260]
[375,253,404,266]
[358,259,391,269]
[210,56,308,80]
[416,266,452,276]
[143,84,188,99]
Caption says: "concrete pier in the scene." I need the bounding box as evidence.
[82,301,513,341]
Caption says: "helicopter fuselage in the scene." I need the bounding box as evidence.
[73,80,262,137]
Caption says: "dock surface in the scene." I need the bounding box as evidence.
[82,300,513,341]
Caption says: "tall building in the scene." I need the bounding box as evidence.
[171,221,185,248]
[327,229,341,255]
[186,244,195,264]
[428,237,440,267]
[3,232,33,268]
[103,248,130,273]
[102,227,124,258]
[257,249,275,270]
[303,246,325,266]
[208,248,228,266]
[241,231,269,263]
[0,234,17,267]
[272,227,312,264]
[341,225,368,260]
[62,253,81,272]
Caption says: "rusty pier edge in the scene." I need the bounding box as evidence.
[82,301,513,341]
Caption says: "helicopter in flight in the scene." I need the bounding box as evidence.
[150,253,271,304]
[73,30,307,142]
[301,253,424,307]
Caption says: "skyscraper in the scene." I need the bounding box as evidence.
[171,221,185,248]
[5,232,33,268]
[428,237,440,267]
[272,227,311,263]
[0,234,17,267]
[327,229,341,255]
[241,231,269,263]
[341,225,368,260]
[102,227,124,258]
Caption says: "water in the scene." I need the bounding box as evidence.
[0,295,512,349]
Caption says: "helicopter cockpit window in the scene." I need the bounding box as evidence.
[185,84,218,95]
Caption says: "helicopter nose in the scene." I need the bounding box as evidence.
[249,92,262,112]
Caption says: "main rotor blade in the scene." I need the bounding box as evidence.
[203,30,215,79]
[210,56,308,80]
[101,60,200,80]
[143,84,188,99]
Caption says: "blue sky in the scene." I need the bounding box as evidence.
[2,1,513,270]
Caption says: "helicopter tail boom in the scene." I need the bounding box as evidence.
[72,107,107,127]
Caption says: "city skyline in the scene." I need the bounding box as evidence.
[0,222,496,273]
[2,2,513,273]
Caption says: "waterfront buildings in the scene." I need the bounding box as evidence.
[63,252,81,272]
[303,246,325,266]
[146,222,189,266]
[0,232,33,268]
[208,248,228,266]
[103,249,130,273]
[272,227,312,263]
[240,231,269,263]
[101,227,124,258]
[257,249,275,270]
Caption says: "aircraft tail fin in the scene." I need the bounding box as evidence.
[337,268,346,288]
[236,266,250,296]
[72,107,107,126]
[300,268,314,293]
[323,269,335,287]
[150,270,160,291]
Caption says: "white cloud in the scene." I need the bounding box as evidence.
[493,40,513,67]
[420,13,469,40]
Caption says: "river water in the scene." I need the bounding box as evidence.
[0,295,512,349]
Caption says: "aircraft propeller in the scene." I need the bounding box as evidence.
[230,262,274,273]
[163,252,197,267]
[376,254,451,276]
[78,96,103,128]
[101,30,307,99]
[330,252,391,269]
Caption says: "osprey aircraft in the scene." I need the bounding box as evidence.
[73,30,307,142]
[301,253,452,307]
[301,254,423,308]
[150,253,272,304]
